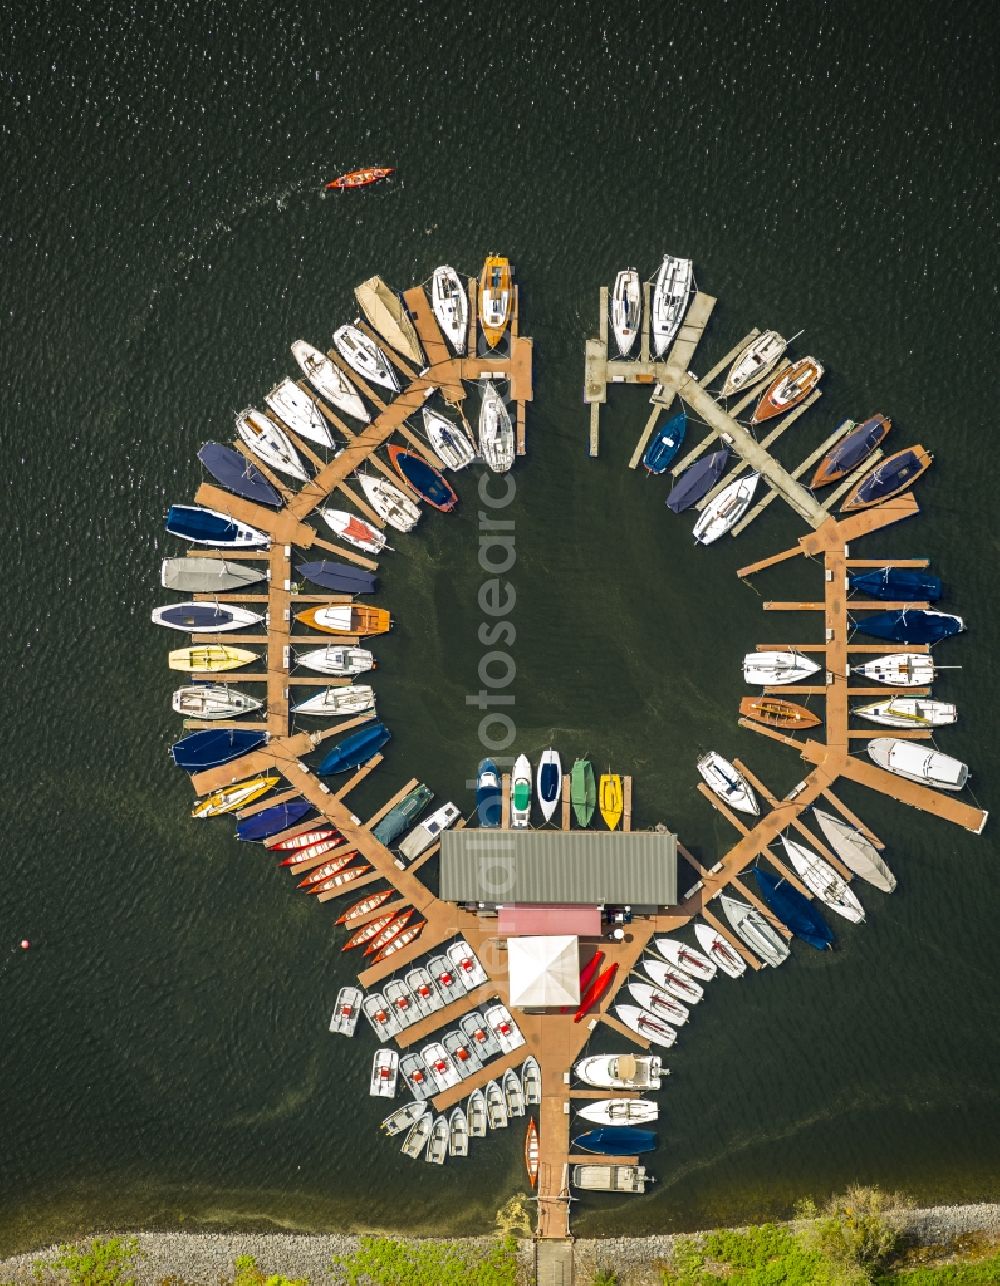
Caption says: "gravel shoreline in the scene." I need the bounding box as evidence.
[2,1204,999,1285]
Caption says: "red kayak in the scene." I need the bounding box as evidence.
[573,962,619,1024]
[269,827,337,856]
[325,166,394,191]
[562,950,605,1014]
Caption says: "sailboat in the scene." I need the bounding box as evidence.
[265,377,335,449]
[718,894,790,967]
[611,269,642,357]
[692,473,759,544]
[570,758,596,827]
[478,382,515,473]
[852,697,956,728]
[431,266,468,354]
[651,254,693,356]
[751,357,824,423]
[291,339,369,422]
[235,408,309,483]
[810,414,891,488]
[720,331,786,397]
[479,255,513,349]
[356,472,421,533]
[536,749,562,823]
[599,773,623,829]
[810,808,896,893]
[332,324,399,392]
[778,835,865,923]
[696,752,759,815]
[742,650,821,686]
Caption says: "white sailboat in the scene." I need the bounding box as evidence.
[652,937,717,982]
[852,697,956,728]
[293,645,375,676]
[577,1098,658,1126]
[265,377,335,449]
[611,268,642,357]
[697,751,759,815]
[291,339,369,422]
[651,254,693,356]
[852,652,937,687]
[478,381,515,473]
[743,650,821,686]
[236,408,309,482]
[810,808,896,893]
[720,331,787,397]
[333,324,399,391]
[867,738,969,791]
[614,1004,676,1048]
[693,473,759,544]
[627,980,689,1026]
[319,507,391,553]
[431,266,469,354]
[291,684,375,716]
[357,473,421,533]
[718,894,790,967]
[778,834,865,923]
[423,407,476,470]
[693,922,747,978]
[536,748,563,823]
[172,685,263,719]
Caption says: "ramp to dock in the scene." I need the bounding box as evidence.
[536,1239,575,1285]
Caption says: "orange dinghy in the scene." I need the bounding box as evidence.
[524,1118,539,1188]
[296,604,391,637]
[739,697,821,730]
[325,167,394,190]
[479,254,513,349]
[751,356,824,423]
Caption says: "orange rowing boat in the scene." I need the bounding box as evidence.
[325,167,394,190]
[524,1118,539,1188]
[739,696,821,730]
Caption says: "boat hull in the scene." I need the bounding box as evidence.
[642,410,687,474]
[751,357,823,423]
[388,445,458,511]
[810,415,891,488]
[666,449,728,513]
[171,729,267,772]
[739,697,821,730]
[841,445,932,511]
[752,867,835,950]
[197,443,283,508]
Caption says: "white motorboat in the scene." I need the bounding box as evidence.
[292,339,369,422]
[362,992,401,1041]
[693,923,747,978]
[652,937,716,982]
[294,645,375,676]
[422,1042,461,1093]
[485,1002,525,1054]
[357,472,421,533]
[502,1068,525,1118]
[384,979,419,1028]
[396,801,461,866]
[810,808,896,893]
[442,1031,481,1077]
[427,955,466,1005]
[333,323,399,392]
[697,751,759,816]
[536,748,562,824]
[370,1048,399,1098]
[485,1079,508,1129]
[743,650,821,686]
[573,1053,663,1091]
[693,473,760,544]
[852,652,936,687]
[290,684,375,717]
[478,381,515,473]
[425,1115,448,1164]
[643,956,704,1004]
[628,980,689,1026]
[400,1110,433,1158]
[152,601,263,633]
[572,1163,648,1194]
[423,407,475,470]
[521,1056,541,1106]
[319,507,391,554]
[236,408,309,483]
[868,738,969,791]
[328,986,363,1037]
[779,834,865,923]
[577,1098,659,1126]
[511,752,532,828]
[161,556,265,593]
[431,266,468,354]
[720,330,787,397]
[614,1004,677,1049]
[853,697,957,728]
[459,1011,501,1061]
[172,685,263,720]
[611,268,642,357]
[381,1101,426,1136]
[467,1089,487,1137]
[405,966,444,1016]
[355,275,424,367]
[265,377,335,449]
[718,894,790,967]
[448,941,488,989]
[399,1052,434,1101]
[449,1106,470,1158]
[651,254,693,356]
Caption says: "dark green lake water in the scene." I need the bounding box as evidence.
[3,0,999,1255]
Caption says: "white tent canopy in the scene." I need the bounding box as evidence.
[507,935,580,1009]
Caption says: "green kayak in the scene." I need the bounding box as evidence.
[570,758,596,827]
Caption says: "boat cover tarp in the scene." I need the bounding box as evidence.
[507,934,581,1008]
[355,276,424,365]
[198,442,282,508]
[498,905,601,938]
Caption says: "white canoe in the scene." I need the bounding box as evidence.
[577,1098,658,1126]
[357,472,421,532]
[718,894,790,967]
[853,697,956,728]
[651,254,693,357]
[693,473,759,544]
[697,751,759,816]
[652,937,717,982]
[478,381,515,473]
[779,834,865,923]
[319,507,391,553]
[294,645,375,676]
[810,808,896,893]
[236,408,309,482]
[612,268,642,357]
[628,980,689,1026]
[161,557,265,593]
[333,324,399,391]
[720,330,786,397]
[172,684,262,719]
[573,1053,663,1091]
[867,738,969,791]
[743,650,821,686]
[431,266,468,354]
[643,955,705,1002]
[423,407,475,470]
[614,1004,677,1049]
[852,652,936,687]
[536,748,563,823]
[370,1048,399,1098]
[291,684,375,716]
[265,377,335,448]
[291,339,369,422]
[693,923,747,978]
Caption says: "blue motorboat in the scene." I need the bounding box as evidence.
[388,445,458,511]
[476,758,502,827]
[852,609,964,645]
[752,866,834,950]
[171,728,267,772]
[165,505,269,548]
[642,410,687,475]
[236,799,312,842]
[316,721,390,775]
[848,568,942,602]
[298,560,378,595]
[571,1127,658,1155]
[665,448,728,513]
[373,783,433,845]
[197,442,283,509]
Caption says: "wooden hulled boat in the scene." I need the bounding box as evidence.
[272,829,338,860]
[751,356,823,423]
[611,269,642,357]
[289,837,343,866]
[373,920,425,962]
[290,339,369,422]
[265,377,335,449]
[337,888,394,925]
[810,414,891,488]
[840,445,933,512]
[364,909,414,957]
[298,852,357,890]
[296,604,391,637]
[720,330,786,397]
[524,1118,539,1188]
[431,266,468,354]
[236,408,309,483]
[308,863,370,895]
[192,774,277,819]
[325,166,394,190]
[387,444,458,511]
[479,254,512,349]
[739,696,821,730]
[599,773,623,830]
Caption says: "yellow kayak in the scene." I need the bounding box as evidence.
[599,773,623,830]
[168,645,258,673]
[192,774,279,819]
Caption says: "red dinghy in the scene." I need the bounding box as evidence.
[325,166,394,190]
[337,888,394,925]
[573,962,619,1024]
[562,949,605,1014]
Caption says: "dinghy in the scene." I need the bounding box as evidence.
[642,956,704,1003]
[810,808,896,892]
[479,255,513,349]
[294,645,375,676]
[511,753,532,828]
[448,941,488,988]
[399,1052,434,1101]
[485,1079,508,1130]
[651,254,693,356]
[611,268,642,357]
[173,685,263,720]
[171,728,266,772]
[693,473,759,544]
[521,1056,542,1106]
[628,980,689,1025]
[449,1106,470,1158]
[192,773,277,819]
[578,1098,658,1126]
[573,1126,658,1156]
[165,505,268,548]
[720,330,786,397]
[355,275,424,366]
[197,442,283,508]
[265,377,335,449]
[356,472,421,532]
[852,609,963,645]
[325,166,394,190]
[400,1111,433,1158]
[486,1003,525,1054]
[743,650,821,686]
[467,1089,488,1137]
[573,1053,663,1091]
[291,339,369,422]
[779,835,864,923]
[642,410,687,474]
[614,1004,676,1048]
[476,759,502,827]
[739,697,821,730]
[291,684,375,717]
[718,894,790,967]
[752,867,835,950]
[431,266,468,354]
[296,604,391,637]
[848,567,941,602]
[751,357,824,423]
[841,445,932,511]
[236,799,311,842]
[373,784,433,846]
[570,758,596,827]
[316,722,390,774]
[853,697,956,728]
[319,507,390,554]
[161,557,265,593]
[867,738,969,791]
[370,1048,399,1097]
[168,645,258,673]
[810,414,890,488]
[697,751,759,815]
[333,324,399,391]
[666,449,728,513]
[599,773,623,829]
[329,986,363,1037]
[652,937,716,982]
[426,1115,451,1164]
[692,922,747,977]
[478,382,515,473]
[423,407,475,470]
[381,1102,426,1137]
[236,408,308,482]
[537,748,562,823]
[297,560,378,595]
[388,444,458,511]
[503,1067,526,1118]
[153,602,263,633]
